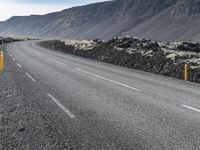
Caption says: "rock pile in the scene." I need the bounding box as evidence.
[40,37,200,83]
[0,37,23,44]
[176,42,200,53]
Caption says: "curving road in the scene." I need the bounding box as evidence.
[4,40,200,149]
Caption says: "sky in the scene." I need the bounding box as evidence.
[0,0,108,21]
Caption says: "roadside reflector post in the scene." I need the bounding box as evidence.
[184,63,188,81]
[52,45,54,51]
[0,51,4,71]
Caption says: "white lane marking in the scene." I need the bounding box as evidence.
[25,72,36,82]
[17,63,23,68]
[46,93,75,118]
[12,58,16,61]
[57,61,66,66]
[75,68,141,92]
[182,105,200,113]
[9,54,12,57]
[47,56,66,66]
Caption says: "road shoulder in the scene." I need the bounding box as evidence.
[0,45,71,149]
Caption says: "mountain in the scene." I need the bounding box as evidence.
[0,0,200,42]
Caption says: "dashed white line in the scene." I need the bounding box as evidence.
[46,93,75,118]
[12,58,16,61]
[182,105,200,113]
[9,54,12,57]
[75,68,141,92]
[25,72,36,82]
[17,63,23,68]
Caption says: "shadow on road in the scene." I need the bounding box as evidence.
[4,69,25,75]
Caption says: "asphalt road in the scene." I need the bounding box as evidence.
[3,40,200,149]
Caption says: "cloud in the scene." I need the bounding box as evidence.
[0,0,109,21]
[0,1,72,21]
[2,0,108,5]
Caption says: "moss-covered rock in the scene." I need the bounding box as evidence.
[40,37,200,83]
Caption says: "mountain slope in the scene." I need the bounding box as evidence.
[0,0,200,42]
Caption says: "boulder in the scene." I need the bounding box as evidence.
[177,42,200,52]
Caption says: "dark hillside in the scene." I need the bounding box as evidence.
[1,0,200,41]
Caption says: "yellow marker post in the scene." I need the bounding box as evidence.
[184,64,188,81]
[0,51,4,71]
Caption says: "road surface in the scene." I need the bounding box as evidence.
[2,40,200,149]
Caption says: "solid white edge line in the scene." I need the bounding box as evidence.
[17,63,23,68]
[182,105,200,113]
[47,56,66,66]
[46,93,75,118]
[25,72,36,82]
[75,68,141,92]
[59,62,67,66]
